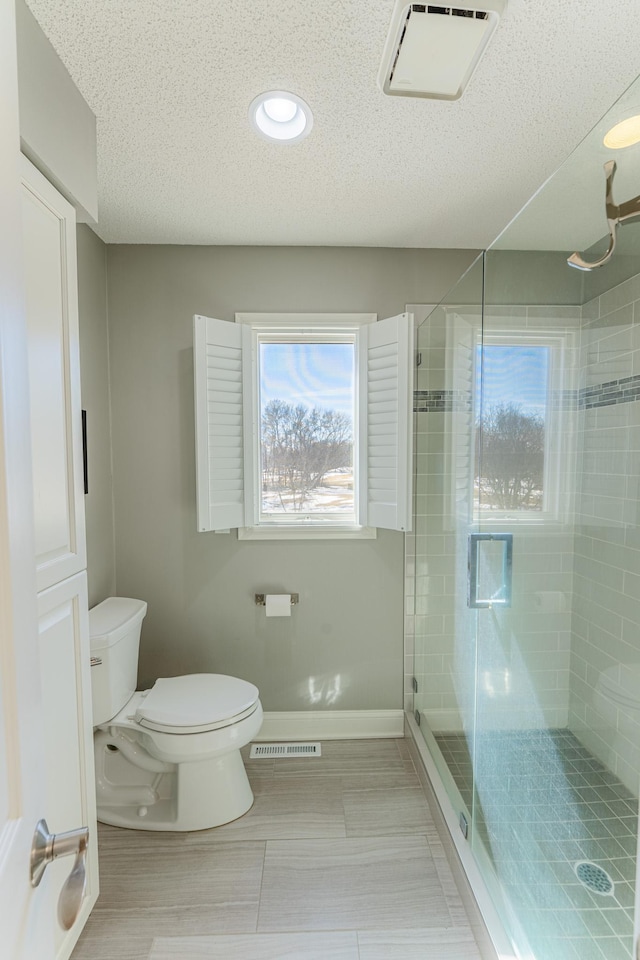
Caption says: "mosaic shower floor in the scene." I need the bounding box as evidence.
[435,729,638,960]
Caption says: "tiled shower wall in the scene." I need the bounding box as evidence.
[569,273,640,795]
[406,306,476,729]
[407,277,640,796]
[407,305,579,734]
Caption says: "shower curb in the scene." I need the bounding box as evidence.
[406,711,516,960]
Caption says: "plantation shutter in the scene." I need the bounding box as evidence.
[359,312,413,532]
[445,310,476,526]
[193,315,253,531]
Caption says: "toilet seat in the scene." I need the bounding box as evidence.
[135,674,260,734]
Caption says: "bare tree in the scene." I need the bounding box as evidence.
[476,403,544,510]
[261,400,352,511]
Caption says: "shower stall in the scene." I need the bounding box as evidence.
[408,74,640,960]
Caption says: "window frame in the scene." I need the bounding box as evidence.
[235,312,377,540]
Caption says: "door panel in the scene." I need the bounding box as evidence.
[21,157,86,592]
[37,572,98,957]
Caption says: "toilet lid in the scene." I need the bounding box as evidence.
[135,674,259,730]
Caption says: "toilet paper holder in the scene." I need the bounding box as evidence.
[255,594,299,606]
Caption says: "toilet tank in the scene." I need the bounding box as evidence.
[89,597,148,726]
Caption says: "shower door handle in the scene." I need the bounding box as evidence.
[468,533,513,609]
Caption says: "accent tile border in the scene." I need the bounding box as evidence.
[414,375,640,414]
[414,390,471,413]
[579,374,640,409]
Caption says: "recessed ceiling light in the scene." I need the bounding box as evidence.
[604,115,640,149]
[249,91,313,144]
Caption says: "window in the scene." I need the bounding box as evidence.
[258,339,356,524]
[473,329,575,524]
[475,342,550,514]
[444,311,576,527]
[193,312,413,538]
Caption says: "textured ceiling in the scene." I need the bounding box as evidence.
[493,75,640,254]
[24,0,640,247]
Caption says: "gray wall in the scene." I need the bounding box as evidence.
[106,245,477,711]
[485,250,584,306]
[16,0,97,223]
[77,225,115,606]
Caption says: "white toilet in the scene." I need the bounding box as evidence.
[89,597,263,831]
[593,663,640,765]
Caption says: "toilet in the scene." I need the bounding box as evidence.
[590,663,640,793]
[594,663,640,741]
[89,597,263,831]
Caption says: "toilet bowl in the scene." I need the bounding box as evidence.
[90,597,263,831]
[594,663,640,725]
[591,663,640,789]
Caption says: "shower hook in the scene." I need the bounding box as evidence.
[568,160,640,271]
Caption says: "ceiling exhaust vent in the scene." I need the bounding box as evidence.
[378,1,507,101]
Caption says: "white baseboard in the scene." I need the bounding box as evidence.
[256,709,404,741]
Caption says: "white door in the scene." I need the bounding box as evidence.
[0,1,54,956]
[0,4,96,957]
[19,159,98,960]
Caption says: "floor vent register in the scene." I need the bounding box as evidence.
[249,742,322,759]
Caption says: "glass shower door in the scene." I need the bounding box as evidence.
[470,276,580,957]
[412,69,640,960]
[411,256,484,834]
[471,246,637,960]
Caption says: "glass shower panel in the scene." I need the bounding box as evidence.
[569,221,640,960]
[472,255,584,960]
[410,70,640,960]
[469,233,640,959]
[412,257,483,827]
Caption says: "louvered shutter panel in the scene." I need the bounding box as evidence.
[194,315,250,531]
[359,312,413,531]
[445,311,476,525]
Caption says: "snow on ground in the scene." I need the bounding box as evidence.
[261,470,354,514]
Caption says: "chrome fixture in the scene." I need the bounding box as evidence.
[30,818,89,930]
[255,593,299,606]
[568,160,640,270]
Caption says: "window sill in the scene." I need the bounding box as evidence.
[469,515,570,531]
[238,524,377,541]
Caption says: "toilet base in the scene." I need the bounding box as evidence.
[96,747,255,831]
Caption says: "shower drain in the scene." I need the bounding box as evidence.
[574,861,614,896]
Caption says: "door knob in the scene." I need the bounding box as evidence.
[30,819,89,930]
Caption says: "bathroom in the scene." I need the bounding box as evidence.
[4,1,640,959]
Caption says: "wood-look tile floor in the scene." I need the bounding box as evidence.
[71,739,484,960]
